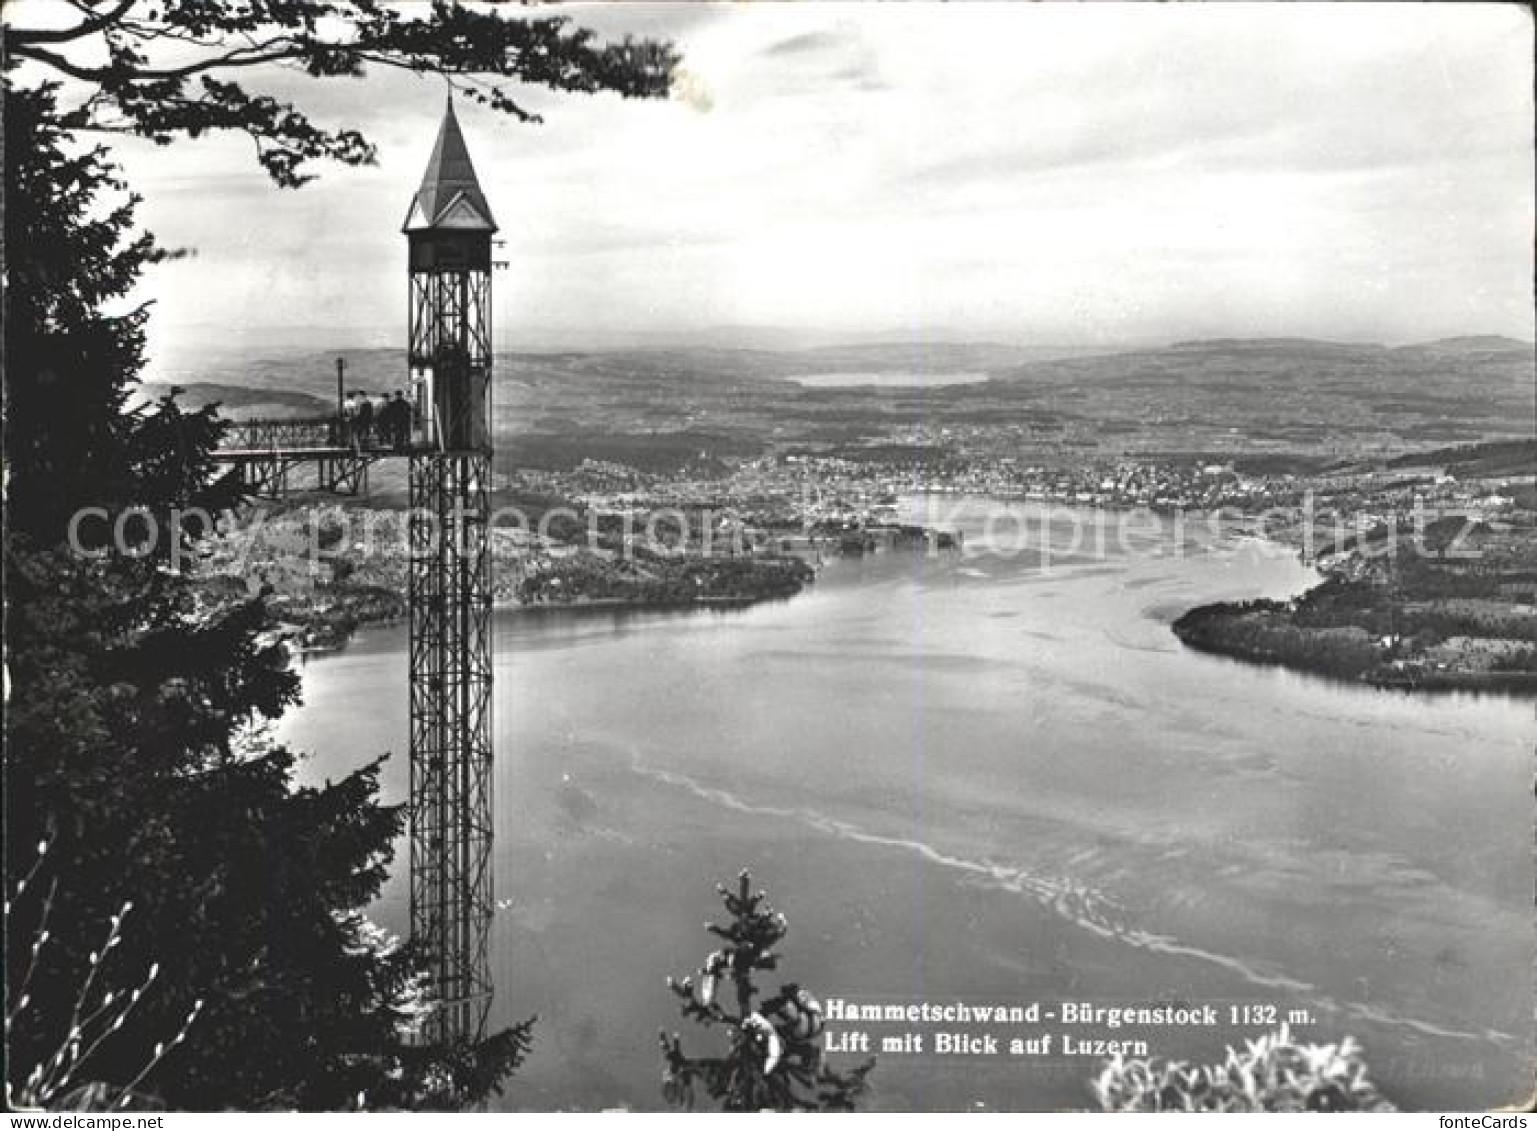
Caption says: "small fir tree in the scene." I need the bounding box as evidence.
[659,871,873,1112]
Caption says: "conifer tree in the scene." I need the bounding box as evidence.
[3,86,535,1108]
[659,871,874,1112]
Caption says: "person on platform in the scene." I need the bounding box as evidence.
[385,391,412,451]
[355,391,375,448]
[341,390,360,448]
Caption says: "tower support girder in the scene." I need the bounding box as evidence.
[408,451,494,1042]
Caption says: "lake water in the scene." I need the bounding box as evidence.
[788,371,992,388]
[277,498,1533,1111]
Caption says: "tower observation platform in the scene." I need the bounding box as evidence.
[211,97,500,1044]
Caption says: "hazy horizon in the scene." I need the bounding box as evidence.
[143,320,1533,361]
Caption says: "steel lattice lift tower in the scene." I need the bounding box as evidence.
[402,99,498,1042]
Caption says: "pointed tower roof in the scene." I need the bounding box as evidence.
[403,96,498,234]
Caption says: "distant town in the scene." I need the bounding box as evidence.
[200,420,1535,693]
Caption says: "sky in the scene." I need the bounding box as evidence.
[17,1,1536,351]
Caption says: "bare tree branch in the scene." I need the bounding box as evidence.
[11,38,310,84]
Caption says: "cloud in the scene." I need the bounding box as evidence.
[831,63,887,93]
[762,30,842,58]
[80,1,1534,348]
[670,66,715,113]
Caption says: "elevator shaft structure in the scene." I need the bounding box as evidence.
[403,98,497,1043]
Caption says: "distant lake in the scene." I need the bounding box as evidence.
[789,371,992,388]
[278,498,1532,1112]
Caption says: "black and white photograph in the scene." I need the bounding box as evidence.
[3,0,1534,1116]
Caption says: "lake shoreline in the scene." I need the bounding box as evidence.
[1169,518,1537,697]
[1172,617,1537,696]
[291,592,783,655]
